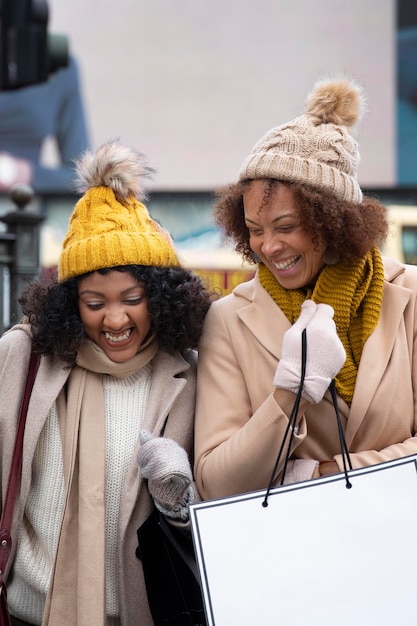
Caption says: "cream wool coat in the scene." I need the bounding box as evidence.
[195,257,417,500]
[0,327,197,626]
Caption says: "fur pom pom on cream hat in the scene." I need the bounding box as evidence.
[58,140,180,282]
[239,77,365,203]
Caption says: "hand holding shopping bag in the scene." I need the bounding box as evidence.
[190,324,417,626]
[273,300,346,403]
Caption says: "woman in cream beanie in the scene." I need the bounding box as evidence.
[194,77,417,500]
[0,140,212,625]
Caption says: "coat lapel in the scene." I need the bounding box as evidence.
[118,351,191,531]
[235,270,414,450]
[21,355,70,498]
[233,270,413,450]
[236,275,291,359]
[346,280,412,446]
[142,351,189,435]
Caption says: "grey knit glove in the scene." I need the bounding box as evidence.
[137,430,195,521]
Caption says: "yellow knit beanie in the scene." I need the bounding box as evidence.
[239,77,365,203]
[58,141,180,281]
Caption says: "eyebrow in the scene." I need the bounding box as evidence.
[245,213,296,225]
[78,285,143,297]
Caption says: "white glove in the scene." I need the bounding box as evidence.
[137,430,195,521]
[274,300,346,403]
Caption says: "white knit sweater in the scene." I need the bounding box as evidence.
[7,365,151,625]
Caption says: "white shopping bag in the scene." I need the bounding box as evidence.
[190,454,417,626]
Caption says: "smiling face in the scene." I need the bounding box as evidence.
[78,270,151,363]
[243,180,326,290]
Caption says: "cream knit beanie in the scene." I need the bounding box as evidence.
[239,77,365,203]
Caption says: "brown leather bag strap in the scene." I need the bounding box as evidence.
[0,350,40,585]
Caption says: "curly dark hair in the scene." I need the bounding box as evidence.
[19,265,214,366]
[214,179,389,266]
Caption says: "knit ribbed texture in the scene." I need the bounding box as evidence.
[58,186,179,281]
[103,365,151,618]
[239,78,364,203]
[7,402,65,625]
[259,246,385,405]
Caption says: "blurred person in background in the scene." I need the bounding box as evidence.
[0,55,89,194]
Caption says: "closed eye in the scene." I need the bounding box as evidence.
[124,297,145,305]
[276,224,297,233]
[85,302,104,310]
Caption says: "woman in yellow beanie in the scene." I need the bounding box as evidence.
[0,141,212,625]
[195,76,417,500]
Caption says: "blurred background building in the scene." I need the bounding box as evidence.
[1,0,417,313]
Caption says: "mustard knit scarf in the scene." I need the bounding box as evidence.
[258,247,385,406]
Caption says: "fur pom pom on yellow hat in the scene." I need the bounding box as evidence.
[239,76,365,203]
[58,141,180,281]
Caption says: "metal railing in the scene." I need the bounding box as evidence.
[0,185,44,335]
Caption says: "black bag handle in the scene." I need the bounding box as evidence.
[262,328,352,507]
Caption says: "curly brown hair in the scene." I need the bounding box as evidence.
[213,179,389,266]
[20,265,214,366]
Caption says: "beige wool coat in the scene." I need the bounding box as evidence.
[0,327,198,625]
[195,257,417,500]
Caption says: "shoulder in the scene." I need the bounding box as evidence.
[209,275,257,314]
[0,324,32,356]
[383,256,417,289]
[0,326,33,389]
[152,349,197,377]
[48,55,81,95]
[207,271,276,322]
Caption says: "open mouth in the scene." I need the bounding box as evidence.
[272,255,301,271]
[104,328,132,343]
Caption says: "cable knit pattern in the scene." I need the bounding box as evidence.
[259,246,384,405]
[239,77,364,203]
[103,365,151,617]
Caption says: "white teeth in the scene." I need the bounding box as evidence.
[105,329,131,342]
[273,256,300,271]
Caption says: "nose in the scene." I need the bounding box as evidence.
[261,231,284,257]
[104,305,129,329]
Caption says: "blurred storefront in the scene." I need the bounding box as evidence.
[37,187,417,298]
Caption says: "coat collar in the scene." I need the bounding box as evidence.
[346,259,410,444]
[233,261,413,446]
[143,350,191,435]
[234,272,291,359]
